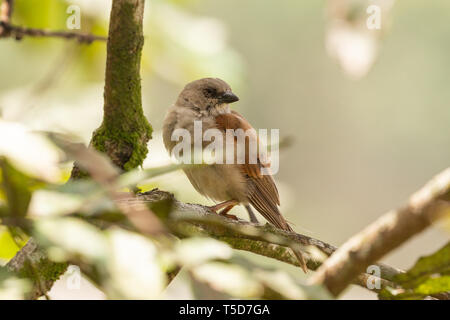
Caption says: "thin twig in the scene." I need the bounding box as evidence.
[0,22,106,43]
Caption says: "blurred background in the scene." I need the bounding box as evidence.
[0,0,449,299]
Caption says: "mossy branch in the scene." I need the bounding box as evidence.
[71,0,151,178]
[6,238,68,299]
[135,189,403,294]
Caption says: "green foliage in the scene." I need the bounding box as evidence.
[17,258,68,286]
[379,242,450,300]
[0,159,34,218]
[0,228,21,260]
[187,248,331,300]
[91,122,152,172]
[0,123,329,299]
[14,0,67,29]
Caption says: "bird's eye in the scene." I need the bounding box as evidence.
[203,88,217,97]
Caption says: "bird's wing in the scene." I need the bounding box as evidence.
[215,111,292,231]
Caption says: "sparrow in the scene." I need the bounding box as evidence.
[162,78,307,272]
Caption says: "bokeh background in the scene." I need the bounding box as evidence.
[0,0,449,299]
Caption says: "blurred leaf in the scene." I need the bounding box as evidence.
[441,213,450,234]
[0,159,34,218]
[395,241,450,288]
[0,228,21,260]
[51,179,100,196]
[28,180,120,224]
[106,228,167,299]
[414,276,450,296]
[0,120,61,182]
[326,0,395,79]
[48,180,119,216]
[28,190,84,217]
[379,242,450,300]
[174,238,233,267]
[118,163,187,189]
[0,268,31,300]
[14,0,68,29]
[47,132,119,183]
[230,253,332,300]
[253,269,331,300]
[188,251,330,300]
[34,217,108,262]
[191,261,263,298]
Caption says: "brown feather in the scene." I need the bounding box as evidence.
[215,111,287,229]
[215,111,307,271]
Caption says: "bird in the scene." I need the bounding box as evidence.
[162,78,307,272]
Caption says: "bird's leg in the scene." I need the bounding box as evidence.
[208,200,239,220]
[208,200,238,212]
[218,204,239,220]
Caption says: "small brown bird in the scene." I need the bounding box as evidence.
[163,78,307,272]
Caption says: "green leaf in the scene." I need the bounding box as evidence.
[0,228,21,260]
[395,242,450,288]
[414,276,450,296]
[379,242,450,300]
[0,159,34,218]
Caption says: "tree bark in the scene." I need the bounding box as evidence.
[71,0,151,178]
[6,238,68,300]
[136,189,403,294]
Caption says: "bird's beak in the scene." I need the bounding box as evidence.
[220,91,239,104]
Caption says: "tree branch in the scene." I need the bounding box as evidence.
[6,238,68,300]
[135,189,403,294]
[5,185,408,298]
[0,22,106,43]
[0,0,105,43]
[308,168,450,296]
[71,0,151,178]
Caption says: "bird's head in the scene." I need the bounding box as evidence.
[176,78,239,113]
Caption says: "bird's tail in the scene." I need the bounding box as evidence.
[291,245,308,273]
[244,205,259,223]
[282,222,308,273]
[247,202,308,273]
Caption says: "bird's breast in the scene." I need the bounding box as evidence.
[183,164,248,203]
